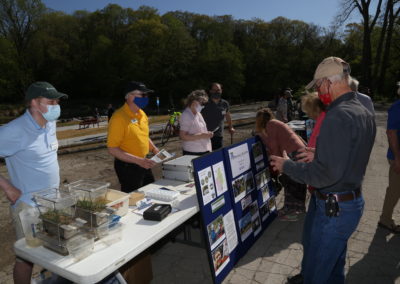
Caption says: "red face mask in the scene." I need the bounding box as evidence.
[318,93,332,105]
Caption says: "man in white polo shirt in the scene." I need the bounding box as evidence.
[0,81,67,284]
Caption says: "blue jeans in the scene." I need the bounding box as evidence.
[301,193,364,284]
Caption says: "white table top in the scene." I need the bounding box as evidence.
[287,120,306,131]
[14,179,199,284]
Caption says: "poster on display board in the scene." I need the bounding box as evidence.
[192,150,240,284]
[223,136,277,259]
[192,136,277,284]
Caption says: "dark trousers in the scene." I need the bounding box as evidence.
[182,150,209,156]
[114,159,154,193]
[211,136,223,151]
[301,193,364,283]
[279,173,307,210]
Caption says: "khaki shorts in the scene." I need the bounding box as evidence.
[10,202,34,240]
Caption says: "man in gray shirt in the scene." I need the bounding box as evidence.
[201,82,235,150]
[350,77,375,115]
[270,57,376,284]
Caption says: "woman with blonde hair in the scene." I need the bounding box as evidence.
[179,90,213,156]
[255,108,307,220]
[297,92,326,162]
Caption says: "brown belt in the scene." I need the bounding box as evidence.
[315,188,361,202]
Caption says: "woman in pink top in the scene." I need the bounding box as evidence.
[179,90,213,155]
[297,92,326,163]
[255,108,307,219]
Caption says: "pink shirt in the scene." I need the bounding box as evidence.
[179,107,212,153]
[308,111,326,148]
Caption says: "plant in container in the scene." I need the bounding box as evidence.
[75,198,109,227]
[40,209,80,240]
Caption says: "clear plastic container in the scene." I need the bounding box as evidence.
[66,234,95,262]
[33,188,76,210]
[100,223,123,246]
[105,190,129,216]
[67,180,110,201]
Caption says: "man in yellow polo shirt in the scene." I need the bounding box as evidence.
[107,81,159,192]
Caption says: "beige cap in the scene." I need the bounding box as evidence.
[305,57,351,89]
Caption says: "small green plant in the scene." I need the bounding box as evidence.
[41,209,72,224]
[76,198,107,212]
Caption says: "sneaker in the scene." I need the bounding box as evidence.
[279,212,299,222]
[287,273,303,284]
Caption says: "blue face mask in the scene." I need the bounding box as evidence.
[133,97,149,109]
[40,104,61,122]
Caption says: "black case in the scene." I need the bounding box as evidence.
[143,203,172,221]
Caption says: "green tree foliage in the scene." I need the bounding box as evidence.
[1,1,400,114]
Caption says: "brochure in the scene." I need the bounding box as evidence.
[150,149,175,163]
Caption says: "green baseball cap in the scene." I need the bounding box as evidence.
[25,81,68,100]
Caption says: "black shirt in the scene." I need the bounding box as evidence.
[201,99,230,137]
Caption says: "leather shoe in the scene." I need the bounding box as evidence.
[287,273,303,284]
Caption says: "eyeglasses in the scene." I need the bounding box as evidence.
[314,79,325,91]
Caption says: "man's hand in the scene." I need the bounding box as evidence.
[269,150,290,173]
[137,157,157,169]
[152,147,160,155]
[4,185,22,205]
[229,127,235,134]
[296,147,315,163]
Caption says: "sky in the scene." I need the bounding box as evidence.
[41,0,342,28]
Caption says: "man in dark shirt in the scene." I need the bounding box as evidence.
[270,57,376,284]
[201,82,235,150]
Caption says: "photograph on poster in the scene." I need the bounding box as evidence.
[239,212,253,242]
[252,142,264,163]
[198,166,217,205]
[260,202,270,222]
[211,196,226,213]
[241,194,253,211]
[228,143,251,178]
[207,215,226,250]
[245,171,255,194]
[232,175,246,203]
[268,196,277,212]
[249,200,259,216]
[261,184,270,203]
[255,170,268,189]
[212,161,228,196]
[249,201,262,236]
[252,215,262,236]
[256,160,265,172]
[212,239,230,276]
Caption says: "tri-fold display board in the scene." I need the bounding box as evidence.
[192,136,277,284]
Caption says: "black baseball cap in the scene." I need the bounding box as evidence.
[124,81,154,94]
[25,81,68,100]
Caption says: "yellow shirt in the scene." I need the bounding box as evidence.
[107,103,149,158]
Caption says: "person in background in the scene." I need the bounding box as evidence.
[107,81,159,193]
[0,81,67,284]
[179,90,213,155]
[276,91,289,122]
[94,107,100,120]
[285,88,295,121]
[255,108,307,221]
[378,82,400,233]
[349,77,375,115]
[201,82,235,150]
[271,56,376,284]
[107,103,115,122]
